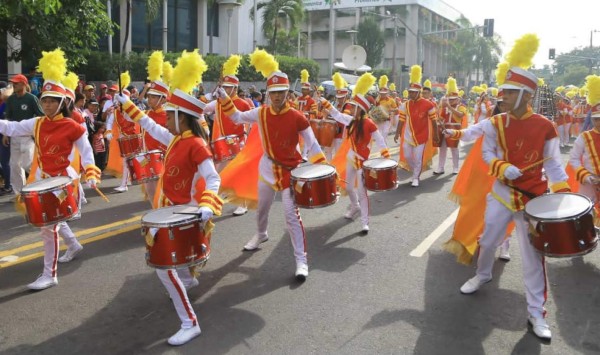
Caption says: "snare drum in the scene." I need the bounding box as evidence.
[210,135,241,163]
[126,150,164,185]
[432,120,444,147]
[362,158,398,192]
[118,133,144,158]
[141,205,210,269]
[309,119,337,147]
[525,193,598,257]
[444,123,461,148]
[21,176,79,227]
[291,164,338,208]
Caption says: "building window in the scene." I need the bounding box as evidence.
[207,2,219,37]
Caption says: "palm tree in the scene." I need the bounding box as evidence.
[251,0,303,54]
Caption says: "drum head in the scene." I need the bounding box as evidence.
[525,193,592,219]
[292,164,336,179]
[142,205,198,226]
[22,176,72,192]
[363,158,398,169]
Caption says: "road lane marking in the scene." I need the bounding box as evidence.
[0,224,140,269]
[0,215,141,258]
[409,208,459,257]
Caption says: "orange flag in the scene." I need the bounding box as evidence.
[330,137,351,192]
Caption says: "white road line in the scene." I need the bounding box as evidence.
[409,208,459,257]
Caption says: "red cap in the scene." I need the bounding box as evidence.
[351,94,371,113]
[222,75,240,87]
[100,84,108,89]
[166,89,206,118]
[41,80,67,99]
[336,88,349,98]
[408,83,422,91]
[500,67,538,94]
[9,74,29,85]
[109,84,118,91]
[266,72,290,92]
[147,81,170,97]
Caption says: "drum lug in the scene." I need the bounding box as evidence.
[578,239,587,250]
[201,244,207,253]
[543,242,550,251]
[574,219,581,231]
[171,252,177,263]
[538,223,544,233]
[42,212,47,223]
[67,206,73,215]
[141,227,146,237]
[169,229,175,240]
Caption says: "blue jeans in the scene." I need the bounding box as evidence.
[0,134,10,189]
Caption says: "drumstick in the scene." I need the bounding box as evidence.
[94,187,110,202]
[519,157,551,172]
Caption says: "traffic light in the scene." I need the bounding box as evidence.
[401,65,409,72]
[549,48,556,60]
[483,19,494,37]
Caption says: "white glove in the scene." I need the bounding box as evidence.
[215,87,228,100]
[114,93,129,105]
[443,129,456,137]
[197,207,214,221]
[504,165,523,180]
[105,133,113,141]
[86,178,97,189]
[204,93,214,101]
[585,175,597,185]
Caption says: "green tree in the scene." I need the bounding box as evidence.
[0,0,114,68]
[251,0,304,54]
[357,17,385,69]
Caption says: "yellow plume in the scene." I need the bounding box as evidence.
[579,87,587,97]
[446,77,458,95]
[403,89,408,98]
[249,49,279,78]
[332,72,346,90]
[481,83,488,91]
[170,50,208,94]
[410,65,422,86]
[424,79,432,89]
[495,62,510,86]
[222,54,242,77]
[470,85,481,94]
[490,87,498,97]
[120,71,131,90]
[301,69,309,83]
[63,72,79,91]
[555,86,565,93]
[353,72,376,97]
[505,33,539,69]
[566,89,577,99]
[459,89,465,97]
[37,48,67,83]
[162,61,174,85]
[585,75,600,106]
[147,51,164,82]
[389,83,396,91]
[538,78,545,86]
[378,75,389,89]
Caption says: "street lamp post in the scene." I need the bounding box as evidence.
[219,0,241,56]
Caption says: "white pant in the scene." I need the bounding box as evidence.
[476,194,547,318]
[156,268,197,328]
[9,136,34,193]
[144,179,158,205]
[402,142,426,179]
[257,180,307,264]
[40,222,80,278]
[346,161,369,225]
[119,159,129,188]
[376,120,391,139]
[437,140,459,172]
[558,124,570,145]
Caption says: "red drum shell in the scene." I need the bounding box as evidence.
[126,150,164,185]
[21,176,79,227]
[362,158,398,192]
[291,164,338,208]
[118,133,144,158]
[444,123,461,148]
[211,135,241,163]
[141,206,210,269]
[432,120,444,148]
[525,193,598,257]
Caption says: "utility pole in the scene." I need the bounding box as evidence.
[328,1,335,76]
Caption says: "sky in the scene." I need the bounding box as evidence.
[444,0,598,68]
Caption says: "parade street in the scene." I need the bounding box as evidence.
[1,140,599,355]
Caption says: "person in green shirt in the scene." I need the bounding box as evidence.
[4,74,43,194]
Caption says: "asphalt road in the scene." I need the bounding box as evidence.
[0,139,599,355]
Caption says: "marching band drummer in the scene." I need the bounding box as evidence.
[115,50,223,347]
[320,72,390,233]
[568,75,600,206]
[0,49,100,290]
[434,77,466,175]
[215,49,326,281]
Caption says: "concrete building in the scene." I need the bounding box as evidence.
[302,0,463,85]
